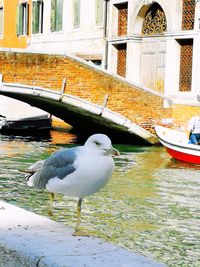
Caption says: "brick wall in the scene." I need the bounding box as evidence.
[0,51,173,133]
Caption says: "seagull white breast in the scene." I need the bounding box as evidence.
[46,147,114,198]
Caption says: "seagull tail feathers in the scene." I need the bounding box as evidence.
[27,175,34,187]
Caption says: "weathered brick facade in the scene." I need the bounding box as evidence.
[0,50,198,134]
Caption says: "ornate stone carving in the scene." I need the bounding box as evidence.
[142,3,167,35]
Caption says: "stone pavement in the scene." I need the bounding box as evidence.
[0,201,166,267]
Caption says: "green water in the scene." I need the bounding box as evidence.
[0,131,200,267]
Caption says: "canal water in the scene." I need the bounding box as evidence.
[0,130,200,267]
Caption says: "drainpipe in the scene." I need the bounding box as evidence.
[103,0,109,70]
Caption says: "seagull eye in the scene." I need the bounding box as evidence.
[94,140,101,146]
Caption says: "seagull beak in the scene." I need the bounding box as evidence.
[107,146,120,156]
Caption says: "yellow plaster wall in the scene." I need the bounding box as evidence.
[0,0,32,48]
[172,104,200,130]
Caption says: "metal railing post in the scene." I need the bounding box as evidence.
[59,78,67,101]
[99,94,109,116]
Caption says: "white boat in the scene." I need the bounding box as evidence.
[154,125,200,165]
[0,96,51,134]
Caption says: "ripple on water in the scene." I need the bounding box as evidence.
[0,133,200,267]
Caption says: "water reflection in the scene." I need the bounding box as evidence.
[0,131,200,267]
[50,130,77,145]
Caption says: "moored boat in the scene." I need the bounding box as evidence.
[0,114,51,134]
[154,125,200,164]
[0,95,51,134]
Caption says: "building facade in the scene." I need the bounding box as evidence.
[0,0,200,106]
[0,0,104,64]
[27,0,104,64]
[106,0,200,105]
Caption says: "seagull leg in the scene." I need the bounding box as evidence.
[73,198,89,236]
[47,192,54,216]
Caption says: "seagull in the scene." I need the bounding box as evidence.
[27,134,120,236]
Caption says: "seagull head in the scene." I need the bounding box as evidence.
[84,134,120,156]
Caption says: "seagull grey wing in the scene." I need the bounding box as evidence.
[28,147,80,189]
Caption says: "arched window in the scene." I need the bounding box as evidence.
[0,0,3,37]
[142,3,167,35]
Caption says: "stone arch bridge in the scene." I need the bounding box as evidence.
[0,50,173,145]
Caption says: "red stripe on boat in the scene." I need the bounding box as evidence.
[166,147,200,164]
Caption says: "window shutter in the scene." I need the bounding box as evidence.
[96,0,103,26]
[74,0,80,28]
[55,0,63,31]
[51,0,55,31]
[40,1,44,33]
[51,0,63,32]
[32,1,42,34]
[16,4,22,36]
[25,2,29,35]
[32,1,37,33]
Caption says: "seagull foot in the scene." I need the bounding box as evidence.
[72,230,90,237]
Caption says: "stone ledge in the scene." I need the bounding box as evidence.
[0,201,165,267]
